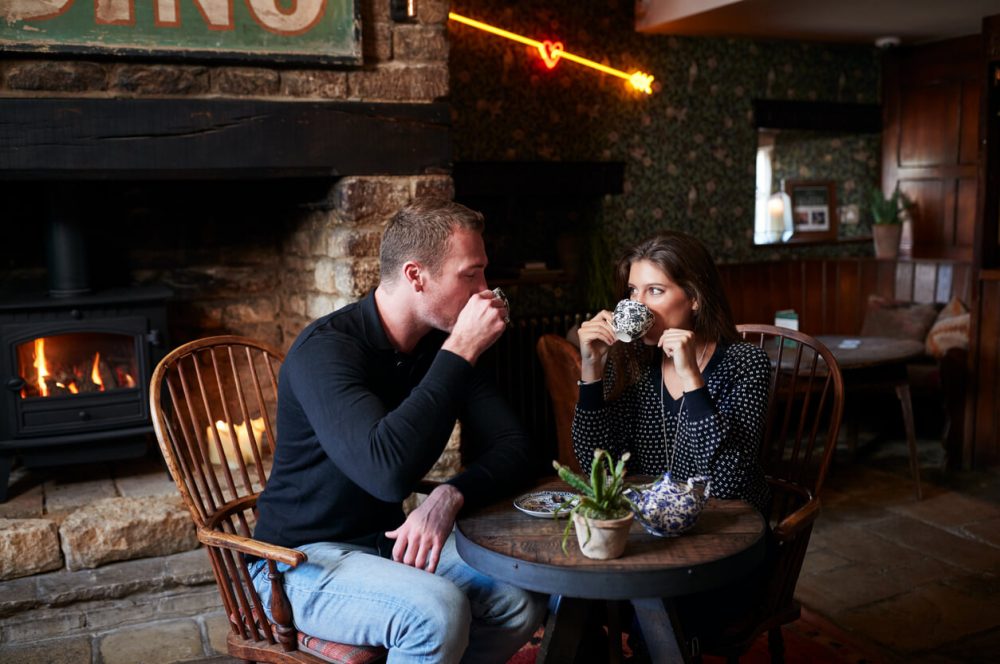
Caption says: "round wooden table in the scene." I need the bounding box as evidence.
[456,479,766,663]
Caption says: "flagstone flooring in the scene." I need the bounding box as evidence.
[3,433,998,663]
[796,436,1000,663]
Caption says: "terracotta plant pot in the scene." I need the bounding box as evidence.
[873,224,902,259]
[572,512,633,560]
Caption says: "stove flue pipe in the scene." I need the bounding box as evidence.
[46,186,91,297]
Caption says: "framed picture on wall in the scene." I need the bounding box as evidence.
[787,180,838,242]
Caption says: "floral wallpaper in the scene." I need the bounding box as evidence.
[449,0,882,272]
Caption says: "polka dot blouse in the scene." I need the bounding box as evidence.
[572,341,772,514]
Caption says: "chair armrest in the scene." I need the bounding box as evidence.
[772,497,821,542]
[197,528,307,567]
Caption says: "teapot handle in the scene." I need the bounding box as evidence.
[687,475,712,498]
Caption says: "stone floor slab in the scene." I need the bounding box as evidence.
[871,515,1000,574]
[163,548,214,585]
[0,574,39,617]
[0,635,91,664]
[888,490,1000,529]
[0,607,85,642]
[836,577,1000,654]
[43,466,118,515]
[99,618,204,664]
[810,520,961,585]
[799,549,850,575]
[962,516,1000,549]
[0,481,44,519]
[202,610,230,655]
[797,561,921,615]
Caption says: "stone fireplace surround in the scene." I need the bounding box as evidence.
[0,1,469,659]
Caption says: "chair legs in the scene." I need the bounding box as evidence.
[767,627,785,663]
[895,382,923,500]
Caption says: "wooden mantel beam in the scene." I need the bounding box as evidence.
[0,98,450,180]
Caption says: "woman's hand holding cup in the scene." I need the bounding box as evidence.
[577,311,617,382]
[578,300,655,383]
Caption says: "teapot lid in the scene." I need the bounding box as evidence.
[657,472,691,493]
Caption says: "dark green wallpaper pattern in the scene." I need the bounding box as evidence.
[449,0,882,265]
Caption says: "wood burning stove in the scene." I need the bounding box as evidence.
[0,190,172,501]
[0,286,170,500]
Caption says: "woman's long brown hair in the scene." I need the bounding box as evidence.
[606,231,739,401]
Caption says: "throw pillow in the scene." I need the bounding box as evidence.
[859,295,939,342]
[926,296,970,359]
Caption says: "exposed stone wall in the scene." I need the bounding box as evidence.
[281,175,455,338]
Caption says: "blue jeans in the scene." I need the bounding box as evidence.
[250,534,546,664]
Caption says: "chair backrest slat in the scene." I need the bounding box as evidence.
[150,334,284,540]
[737,325,844,512]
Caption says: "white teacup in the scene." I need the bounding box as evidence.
[612,300,654,342]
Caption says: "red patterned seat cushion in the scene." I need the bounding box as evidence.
[297,632,387,664]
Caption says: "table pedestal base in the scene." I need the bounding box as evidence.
[537,596,691,664]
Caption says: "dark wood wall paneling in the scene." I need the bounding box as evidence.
[718,258,971,336]
[883,36,982,261]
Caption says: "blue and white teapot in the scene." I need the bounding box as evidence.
[623,473,711,537]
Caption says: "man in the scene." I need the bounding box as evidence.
[251,198,546,663]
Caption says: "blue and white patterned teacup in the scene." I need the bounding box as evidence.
[612,299,654,342]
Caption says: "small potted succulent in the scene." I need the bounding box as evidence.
[870,184,915,259]
[553,449,635,560]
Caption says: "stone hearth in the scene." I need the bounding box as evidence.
[1,456,197,582]
[0,455,222,663]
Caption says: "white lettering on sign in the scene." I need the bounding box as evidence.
[155,0,233,29]
[2,0,74,22]
[246,0,325,36]
[95,0,132,25]
[154,0,179,25]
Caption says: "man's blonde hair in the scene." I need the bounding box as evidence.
[379,198,485,283]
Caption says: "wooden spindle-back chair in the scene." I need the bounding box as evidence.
[149,335,386,664]
[695,325,844,663]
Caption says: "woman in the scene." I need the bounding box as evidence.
[573,231,771,513]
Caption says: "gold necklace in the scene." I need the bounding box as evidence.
[660,341,709,480]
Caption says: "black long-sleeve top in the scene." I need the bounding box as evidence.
[254,291,533,554]
[572,341,771,513]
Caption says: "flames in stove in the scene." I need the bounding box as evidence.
[18,333,138,399]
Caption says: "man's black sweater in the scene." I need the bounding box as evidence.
[254,291,532,555]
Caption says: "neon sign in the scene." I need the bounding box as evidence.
[448,12,654,95]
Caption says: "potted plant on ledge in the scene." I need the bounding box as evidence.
[870,184,915,259]
[553,449,634,560]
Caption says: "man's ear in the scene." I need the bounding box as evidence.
[403,261,423,291]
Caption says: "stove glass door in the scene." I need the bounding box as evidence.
[16,332,139,400]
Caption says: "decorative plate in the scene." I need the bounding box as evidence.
[513,491,577,518]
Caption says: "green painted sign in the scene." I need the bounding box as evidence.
[1,0,360,64]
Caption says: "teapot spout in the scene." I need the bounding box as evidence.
[622,486,642,505]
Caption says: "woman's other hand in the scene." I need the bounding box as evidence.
[658,328,706,392]
[578,310,617,382]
